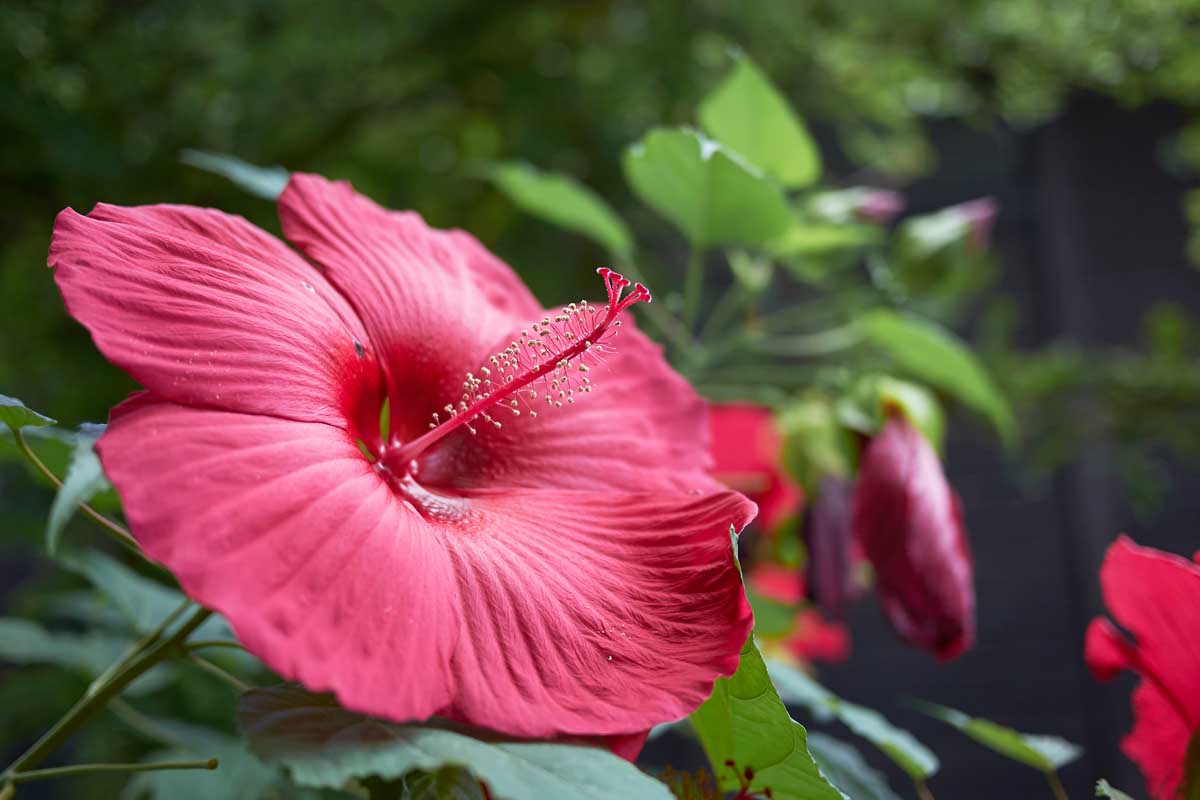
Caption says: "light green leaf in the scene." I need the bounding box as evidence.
[856,309,1014,442]
[746,591,796,638]
[698,54,821,188]
[623,128,794,248]
[689,637,845,800]
[180,150,290,200]
[0,617,171,696]
[0,393,55,431]
[726,249,773,294]
[60,549,229,640]
[834,375,945,454]
[404,767,487,800]
[239,684,673,800]
[489,162,632,258]
[806,733,903,800]
[1095,779,1135,800]
[46,423,110,554]
[777,395,857,493]
[764,658,938,780]
[771,223,880,259]
[916,701,1082,773]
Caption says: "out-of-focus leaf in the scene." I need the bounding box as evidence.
[689,637,845,800]
[489,162,632,257]
[727,249,773,294]
[765,658,939,780]
[404,767,487,800]
[623,128,794,248]
[856,309,1014,442]
[698,54,820,187]
[806,733,903,800]
[180,150,290,200]
[746,591,796,638]
[121,716,284,800]
[778,395,856,493]
[1094,779,1135,799]
[239,684,672,800]
[835,375,945,453]
[915,701,1082,772]
[0,394,55,431]
[46,423,110,554]
[0,617,170,696]
[60,549,228,640]
[0,425,122,510]
[771,223,880,259]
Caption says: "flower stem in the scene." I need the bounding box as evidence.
[683,248,704,330]
[8,758,217,784]
[185,639,247,653]
[187,654,252,693]
[914,778,936,800]
[12,428,140,554]
[2,605,213,779]
[1045,770,1069,800]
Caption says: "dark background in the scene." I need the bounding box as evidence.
[4,3,1200,798]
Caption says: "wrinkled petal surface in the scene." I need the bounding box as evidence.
[852,417,974,660]
[1086,536,1200,799]
[50,203,381,431]
[98,396,460,722]
[709,404,802,530]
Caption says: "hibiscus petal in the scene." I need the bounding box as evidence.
[434,487,755,738]
[278,174,540,444]
[1123,679,1192,800]
[49,204,382,431]
[415,323,720,494]
[97,396,459,722]
[1084,618,1136,681]
[1099,536,1200,730]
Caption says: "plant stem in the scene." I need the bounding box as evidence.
[1045,770,1069,800]
[13,428,139,553]
[742,324,863,358]
[683,248,704,330]
[616,258,698,358]
[2,605,213,779]
[185,639,247,653]
[87,598,192,697]
[8,758,217,784]
[914,778,936,800]
[698,284,745,342]
[187,654,252,693]
[108,699,187,748]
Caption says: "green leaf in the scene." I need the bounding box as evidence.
[764,658,938,780]
[698,54,821,188]
[0,617,171,696]
[856,310,1015,442]
[726,249,773,294]
[770,223,880,259]
[688,637,845,800]
[121,717,285,800]
[1094,779,1135,800]
[915,701,1081,773]
[404,767,486,800]
[1181,728,1200,800]
[0,393,55,431]
[746,590,796,638]
[60,549,229,640]
[777,395,857,493]
[834,375,945,454]
[239,684,673,800]
[806,733,903,800]
[180,150,290,200]
[622,128,794,248]
[46,423,110,554]
[488,162,632,258]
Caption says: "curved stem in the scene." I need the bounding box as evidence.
[187,654,252,693]
[914,778,936,800]
[1045,770,1069,800]
[2,606,213,778]
[87,597,192,697]
[185,639,247,653]
[8,758,217,784]
[13,429,139,553]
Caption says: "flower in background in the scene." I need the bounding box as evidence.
[1085,536,1200,799]
[851,415,975,660]
[49,173,755,749]
[802,475,863,620]
[709,404,804,532]
[748,563,850,664]
[810,186,906,226]
[955,197,999,249]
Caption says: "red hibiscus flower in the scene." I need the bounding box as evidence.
[851,416,974,660]
[48,174,755,746]
[1085,536,1200,799]
[709,404,803,532]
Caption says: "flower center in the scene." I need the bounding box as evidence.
[382,268,651,474]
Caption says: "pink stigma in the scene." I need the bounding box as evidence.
[385,268,651,470]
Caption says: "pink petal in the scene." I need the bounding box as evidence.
[1099,536,1200,729]
[1123,678,1192,800]
[49,204,382,433]
[435,487,756,737]
[278,174,539,445]
[98,395,459,722]
[709,404,802,529]
[1084,617,1135,682]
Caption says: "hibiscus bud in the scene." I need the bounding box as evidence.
[852,416,975,660]
[955,196,998,250]
[855,189,906,225]
[802,475,859,620]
